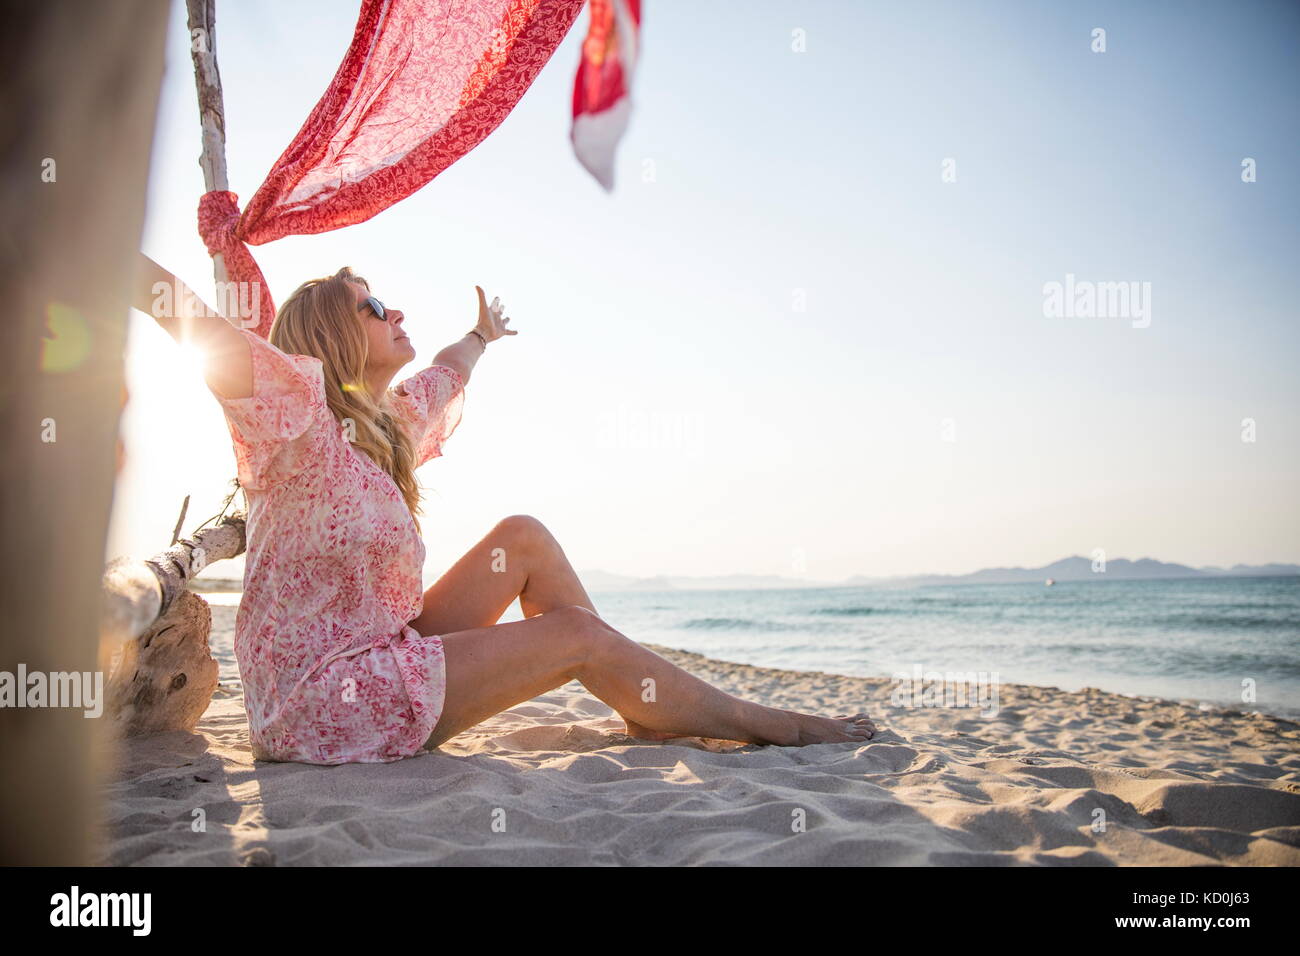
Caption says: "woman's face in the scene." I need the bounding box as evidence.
[351,281,416,374]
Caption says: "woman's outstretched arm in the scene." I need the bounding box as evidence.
[431,284,516,385]
[131,253,253,399]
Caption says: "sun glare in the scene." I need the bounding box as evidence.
[173,341,209,382]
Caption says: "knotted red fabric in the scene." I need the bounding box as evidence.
[199,0,588,337]
[197,190,277,338]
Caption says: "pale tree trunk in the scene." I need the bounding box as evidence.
[187,0,230,285]
[0,1,169,865]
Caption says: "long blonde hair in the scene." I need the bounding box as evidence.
[270,267,422,530]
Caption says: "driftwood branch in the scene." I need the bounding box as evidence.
[186,0,230,284]
[99,514,246,737]
[170,494,190,545]
[104,590,219,738]
[100,514,246,648]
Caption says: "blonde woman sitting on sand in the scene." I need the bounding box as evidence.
[134,258,878,765]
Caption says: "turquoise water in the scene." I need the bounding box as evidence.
[589,577,1300,718]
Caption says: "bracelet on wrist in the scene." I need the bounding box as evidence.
[468,329,487,351]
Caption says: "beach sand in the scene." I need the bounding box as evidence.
[98,601,1300,866]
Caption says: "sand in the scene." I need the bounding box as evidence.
[97,601,1300,866]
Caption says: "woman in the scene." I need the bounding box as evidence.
[133,258,878,764]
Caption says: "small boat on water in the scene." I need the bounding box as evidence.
[1045,578,1055,587]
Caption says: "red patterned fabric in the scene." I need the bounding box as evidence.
[571,0,641,191]
[200,0,587,337]
[197,191,277,338]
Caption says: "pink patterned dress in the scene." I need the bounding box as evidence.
[214,328,464,764]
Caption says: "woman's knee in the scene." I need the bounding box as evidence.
[493,514,560,562]
[546,605,619,671]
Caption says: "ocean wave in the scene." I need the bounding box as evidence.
[908,596,1000,608]
[811,606,886,616]
[1156,613,1299,631]
[680,617,788,632]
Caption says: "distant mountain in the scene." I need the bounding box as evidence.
[1204,563,1300,577]
[901,556,1211,586]
[579,557,1300,592]
[577,570,650,591]
[908,557,1300,586]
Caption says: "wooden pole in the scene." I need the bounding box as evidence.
[0,0,169,865]
[186,0,230,285]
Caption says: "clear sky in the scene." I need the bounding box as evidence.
[108,0,1300,583]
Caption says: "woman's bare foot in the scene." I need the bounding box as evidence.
[777,710,877,746]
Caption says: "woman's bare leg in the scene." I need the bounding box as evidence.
[413,514,668,738]
[410,514,596,637]
[424,606,877,749]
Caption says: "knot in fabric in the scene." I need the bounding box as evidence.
[197,190,245,259]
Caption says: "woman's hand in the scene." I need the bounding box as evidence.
[429,286,515,384]
[474,286,517,343]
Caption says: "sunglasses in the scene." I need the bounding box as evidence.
[356,295,393,321]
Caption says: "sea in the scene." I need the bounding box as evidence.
[200,576,1300,719]
[586,576,1300,719]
